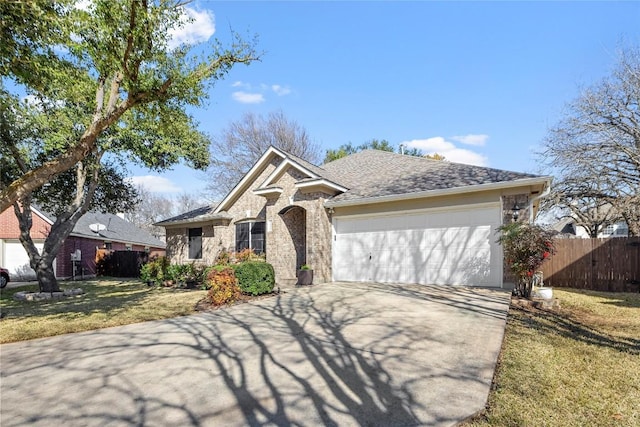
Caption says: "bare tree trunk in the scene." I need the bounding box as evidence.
[13,200,62,292]
[12,159,102,292]
[34,257,59,293]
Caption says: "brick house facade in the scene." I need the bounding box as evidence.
[164,157,335,285]
[159,147,549,289]
[0,207,165,280]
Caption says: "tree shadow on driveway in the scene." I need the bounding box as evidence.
[0,282,510,426]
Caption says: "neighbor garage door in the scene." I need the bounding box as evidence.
[332,204,503,287]
[3,240,47,280]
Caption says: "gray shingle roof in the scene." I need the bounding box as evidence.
[161,148,548,226]
[321,150,543,203]
[154,204,230,226]
[281,150,328,178]
[71,212,166,248]
[32,206,165,248]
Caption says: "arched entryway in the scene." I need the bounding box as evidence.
[279,205,307,282]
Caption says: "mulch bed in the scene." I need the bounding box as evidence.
[510,296,561,312]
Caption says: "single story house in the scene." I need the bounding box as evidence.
[552,217,630,238]
[158,147,551,288]
[0,207,165,280]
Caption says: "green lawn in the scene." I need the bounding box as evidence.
[0,279,207,343]
[465,289,640,427]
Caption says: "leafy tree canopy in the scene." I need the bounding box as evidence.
[0,0,259,291]
[0,0,258,212]
[424,153,446,161]
[323,139,423,163]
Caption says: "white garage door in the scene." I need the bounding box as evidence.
[3,241,47,280]
[332,204,503,287]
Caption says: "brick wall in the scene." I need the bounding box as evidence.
[58,236,104,277]
[0,208,50,239]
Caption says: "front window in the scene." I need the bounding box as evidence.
[235,221,265,254]
[188,227,203,259]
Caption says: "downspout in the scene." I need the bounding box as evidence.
[529,180,552,222]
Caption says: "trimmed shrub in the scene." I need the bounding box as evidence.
[207,267,242,306]
[233,261,275,296]
[140,256,170,284]
[166,264,184,283]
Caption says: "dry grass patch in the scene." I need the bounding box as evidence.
[0,279,207,343]
[465,289,640,427]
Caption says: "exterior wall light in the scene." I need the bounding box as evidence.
[511,203,521,222]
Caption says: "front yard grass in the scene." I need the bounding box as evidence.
[0,278,207,343]
[466,289,640,427]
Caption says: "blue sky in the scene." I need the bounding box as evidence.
[127,1,640,198]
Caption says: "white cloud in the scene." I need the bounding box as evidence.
[75,0,93,11]
[451,134,489,146]
[128,176,182,193]
[403,137,489,166]
[22,94,39,106]
[230,82,292,103]
[271,85,291,96]
[168,7,215,49]
[232,91,265,104]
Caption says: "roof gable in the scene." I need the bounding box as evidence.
[214,146,344,212]
[259,157,318,188]
[214,146,286,213]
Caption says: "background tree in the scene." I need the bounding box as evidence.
[540,44,640,235]
[206,110,321,198]
[124,186,204,240]
[324,139,423,163]
[0,0,258,213]
[539,176,622,237]
[1,0,258,291]
[424,153,446,161]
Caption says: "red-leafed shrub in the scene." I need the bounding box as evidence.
[207,267,241,306]
[497,222,556,298]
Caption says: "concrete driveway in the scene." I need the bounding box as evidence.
[0,282,510,426]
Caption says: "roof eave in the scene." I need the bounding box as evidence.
[324,176,552,208]
[253,187,284,197]
[68,232,166,249]
[295,179,348,193]
[154,214,232,228]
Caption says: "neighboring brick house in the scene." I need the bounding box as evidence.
[0,207,165,280]
[158,146,551,288]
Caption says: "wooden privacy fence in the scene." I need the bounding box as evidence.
[540,237,640,292]
[96,249,149,278]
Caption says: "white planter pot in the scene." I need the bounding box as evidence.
[537,287,553,300]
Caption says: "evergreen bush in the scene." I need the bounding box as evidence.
[233,261,275,296]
